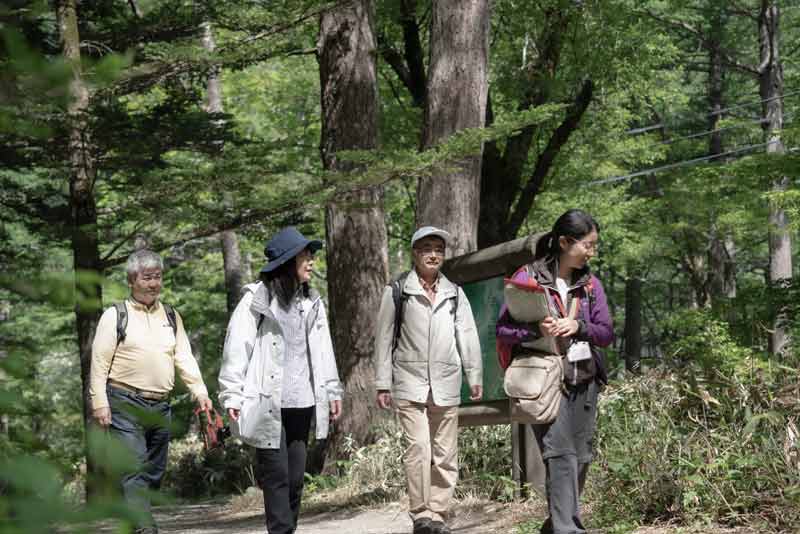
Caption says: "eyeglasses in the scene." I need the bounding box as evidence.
[416,246,446,257]
[569,238,599,252]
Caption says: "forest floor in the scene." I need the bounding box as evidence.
[99,489,768,534]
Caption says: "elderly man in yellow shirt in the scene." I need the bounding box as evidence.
[89,249,212,534]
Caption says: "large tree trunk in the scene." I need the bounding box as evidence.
[758,1,791,357]
[706,9,737,304]
[317,0,389,468]
[202,22,245,315]
[57,0,103,499]
[417,0,490,256]
[623,276,642,374]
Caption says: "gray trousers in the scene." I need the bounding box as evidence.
[533,381,599,534]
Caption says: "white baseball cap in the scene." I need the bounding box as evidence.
[411,226,451,247]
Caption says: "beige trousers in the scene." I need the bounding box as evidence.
[395,394,459,522]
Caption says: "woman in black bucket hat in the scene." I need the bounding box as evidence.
[218,227,343,534]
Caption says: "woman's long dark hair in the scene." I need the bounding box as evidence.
[534,209,600,261]
[259,252,311,304]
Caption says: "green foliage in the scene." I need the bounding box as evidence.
[590,359,800,530]
[165,437,257,499]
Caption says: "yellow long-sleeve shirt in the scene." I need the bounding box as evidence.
[89,298,209,410]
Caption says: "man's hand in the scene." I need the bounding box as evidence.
[92,407,111,428]
[469,384,483,401]
[227,408,240,422]
[376,390,393,409]
[196,396,213,412]
[329,399,342,421]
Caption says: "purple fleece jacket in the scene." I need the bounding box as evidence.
[496,267,614,381]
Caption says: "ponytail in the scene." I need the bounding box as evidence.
[533,231,559,260]
[533,209,600,261]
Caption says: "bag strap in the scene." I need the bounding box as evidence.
[391,271,411,353]
[162,302,178,337]
[107,302,128,380]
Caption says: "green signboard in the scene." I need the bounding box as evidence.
[459,276,507,404]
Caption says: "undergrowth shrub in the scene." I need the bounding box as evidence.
[164,435,256,498]
[590,309,800,531]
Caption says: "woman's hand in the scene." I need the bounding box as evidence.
[329,399,342,421]
[539,317,559,337]
[553,317,579,337]
[227,408,240,422]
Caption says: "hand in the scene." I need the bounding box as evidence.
[553,318,579,337]
[539,317,559,337]
[469,384,483,401]
[196,396,213,412]
[227,408,240,422]
[329,399,342,421]
[92,407,111,428]
[376,390,393,409]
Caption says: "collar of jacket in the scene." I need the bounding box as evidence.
[404,269,458,301]
[248,281,321,320]
[531,256,592,289]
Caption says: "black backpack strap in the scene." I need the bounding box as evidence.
[391,271,410,354]
[108,301,129,380]
[114,302,128,346]
[162,302,178,337]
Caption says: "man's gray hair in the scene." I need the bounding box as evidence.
[126,250,163,280]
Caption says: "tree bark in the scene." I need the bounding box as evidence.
[417,0,490,256]
[57,0,103,499]
[706,8,737,303]
[758,1,791,357]
[201,22,246,315]
[624,276,642,374]
[317,0,389,467]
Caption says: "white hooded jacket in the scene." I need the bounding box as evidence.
[218,282,343,449]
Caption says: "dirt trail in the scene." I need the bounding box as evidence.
[130,499,765,534]
[149,500,514,534]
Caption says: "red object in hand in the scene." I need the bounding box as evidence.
[503,276,545,292]
[194,406,229,450]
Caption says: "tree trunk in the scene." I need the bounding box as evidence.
[758,1,791,357]
[57,0,103,499]
[417,0,490,256]
[706,9,737,304]
[202,22,246,315]
[317,0,389,468]
[624,276,642,374]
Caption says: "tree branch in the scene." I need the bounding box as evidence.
[506,79,594,234]
[642,8,759,75]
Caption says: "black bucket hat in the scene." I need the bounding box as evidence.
[260,226,323,274]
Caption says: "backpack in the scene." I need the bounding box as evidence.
[390,271,459,354]
[113,301,177,346]
[497,270,595,371]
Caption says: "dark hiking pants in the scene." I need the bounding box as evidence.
[256,407,314,534]
[108,386,171,530]
[533,381,599,534]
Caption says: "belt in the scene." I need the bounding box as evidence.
[108,379,169,401]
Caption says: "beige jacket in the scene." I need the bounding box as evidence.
[374,270,482,406]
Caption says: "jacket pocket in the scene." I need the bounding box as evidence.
[393,350,428,385]
[433,361,461,395]
[234,391,271,443]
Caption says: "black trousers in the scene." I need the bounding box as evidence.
[256,407,314,534]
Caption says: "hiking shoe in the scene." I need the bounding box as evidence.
[430,520,451,534]
[412,517,433,534]
[539,517,553,534]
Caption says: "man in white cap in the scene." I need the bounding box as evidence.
[374,226,483,534]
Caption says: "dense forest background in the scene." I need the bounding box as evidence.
[2,0,800,532]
